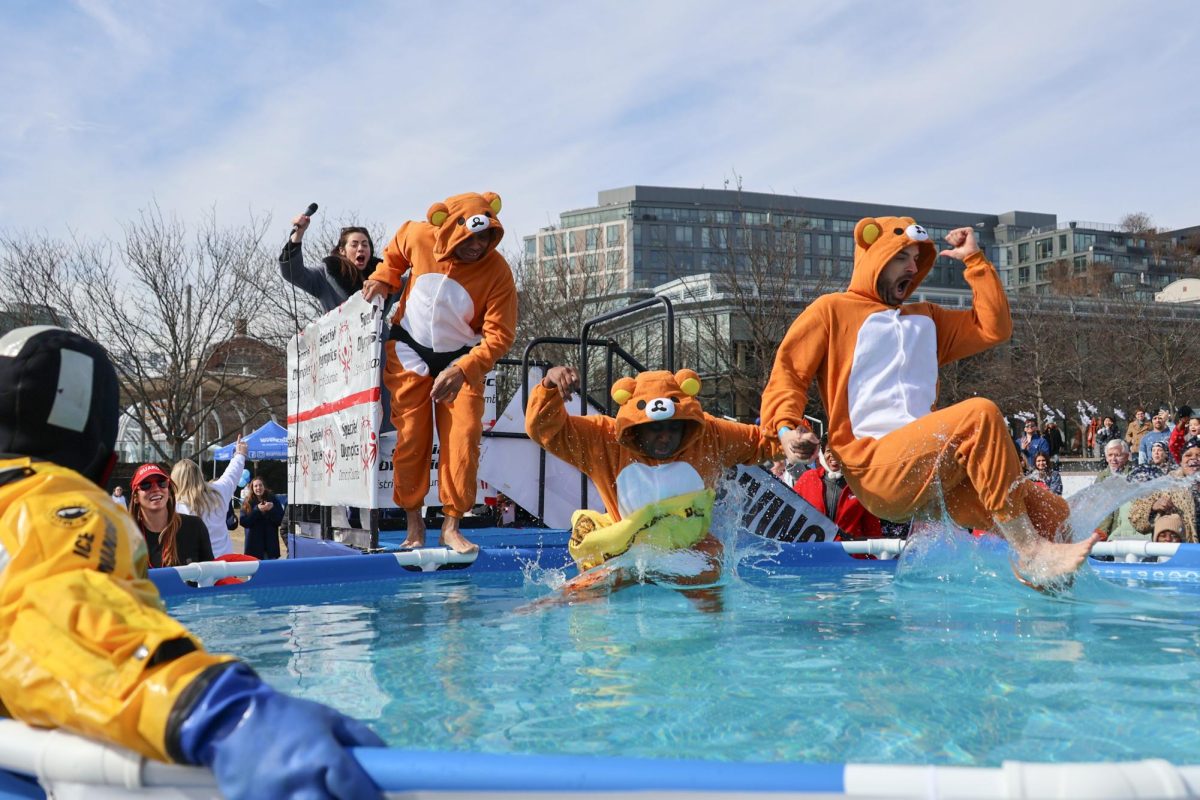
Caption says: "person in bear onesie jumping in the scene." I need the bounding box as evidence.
[761,220,1097,589]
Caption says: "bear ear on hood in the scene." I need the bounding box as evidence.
[854,217,883,250]
[427,202,451,227]
[674,369,701,397]
[481,192,502,216]
[611,376,637,406]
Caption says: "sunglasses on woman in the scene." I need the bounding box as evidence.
[136,477,169,492]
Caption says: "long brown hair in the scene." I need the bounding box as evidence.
[129,475,183,566]
[329,227,374,288]
[241,476,275,515]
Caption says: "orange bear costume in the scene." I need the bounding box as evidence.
[526,369,773,571]
[761,217,1070,542]
[367,192,517,525]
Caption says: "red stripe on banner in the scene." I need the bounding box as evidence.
[287,387,382,424]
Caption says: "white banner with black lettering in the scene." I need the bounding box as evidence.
[287,295,385,507]
[732,465,841,542]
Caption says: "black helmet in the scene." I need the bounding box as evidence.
[0,326,119,482]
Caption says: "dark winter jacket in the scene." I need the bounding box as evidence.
[279,241,382,312]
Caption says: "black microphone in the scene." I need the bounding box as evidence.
[291,202,319,233]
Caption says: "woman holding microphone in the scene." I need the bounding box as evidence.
[279,211,381,312]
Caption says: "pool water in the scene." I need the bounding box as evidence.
[169,524,1200,768]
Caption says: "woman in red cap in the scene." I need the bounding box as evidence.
[129,463,214,568]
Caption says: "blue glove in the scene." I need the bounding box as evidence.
[175,664,384,800]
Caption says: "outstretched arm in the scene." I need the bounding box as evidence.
[760,304,825,462]
[931,227,1012,363]
[524,367,617,477]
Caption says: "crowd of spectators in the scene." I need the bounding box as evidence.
[751,404,1200,546]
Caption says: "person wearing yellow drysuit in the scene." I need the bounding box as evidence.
[0,326,383,800]
[526,365,774,601]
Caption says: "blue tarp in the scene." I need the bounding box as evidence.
[211,420,288,460]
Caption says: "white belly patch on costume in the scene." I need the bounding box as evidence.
[401,273,482,352]
[615,461,705,519]
[846,309,938,439]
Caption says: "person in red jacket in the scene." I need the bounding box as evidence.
[1168,405,1193,464]
[793,443,882,540]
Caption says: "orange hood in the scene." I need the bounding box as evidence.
[847,215,938,305]
[611,369,706,455]
[426,191,505,263]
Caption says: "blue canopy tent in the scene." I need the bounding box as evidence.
[211,420,288,461]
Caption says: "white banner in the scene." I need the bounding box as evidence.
[287,295,385,507]
[732,465,841,542]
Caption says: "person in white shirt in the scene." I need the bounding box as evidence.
[171,437,249,557]
[110,484,128,509]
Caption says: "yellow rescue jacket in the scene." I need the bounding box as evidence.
[568,488,715,571]
[0,457,233,762]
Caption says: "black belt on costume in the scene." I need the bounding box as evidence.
[389,324,471,379]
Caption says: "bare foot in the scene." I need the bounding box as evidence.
[440,517,479,555]
[1012,532,1100,591]
[400,509,426,549]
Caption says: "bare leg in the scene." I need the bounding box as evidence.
[997,513,1100,589]
[400,508,426,549]
[440,514,479,555]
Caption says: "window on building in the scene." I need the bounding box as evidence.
[1035,239,1053,259]
[817,235,832,254]
[649,226,665,244]
[524,238,536,258]
[1017,243,1030,262]
[743,211,768,226]
[701,227,729,248]
[1018,266,1030,283]
[1093,252,1113,263]
[632,225,641,246]
[606,251,622,268]
[1073,255,1088,273]
[1058,234,1068,253]
[831,219,856,233]
[1074,232,1096,251]
[819,258,834,276]
[1035,264,1047,281]
[838,259,853,277]
[606,225,621,247]
[838,237,854,257]
[649,249,666,268]
[586,228,599,250]
[542,235,557,256]
[675,225,694,245]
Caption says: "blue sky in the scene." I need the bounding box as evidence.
[2,0,1199,251]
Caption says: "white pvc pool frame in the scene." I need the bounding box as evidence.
[3,535,1200,800]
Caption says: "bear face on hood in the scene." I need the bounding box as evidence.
[848,215,939,305]
[426,192,505,263]
[611,369,706,457]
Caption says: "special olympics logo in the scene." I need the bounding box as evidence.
[337,321,353,376]
[300,449,310,478]
[359,415,377,478]
[322,425,337,484]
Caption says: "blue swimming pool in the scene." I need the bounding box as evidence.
[160,528,1200,769]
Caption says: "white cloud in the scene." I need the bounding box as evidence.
[0,0,1198,253]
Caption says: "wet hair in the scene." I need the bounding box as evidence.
[329,227,375,288]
